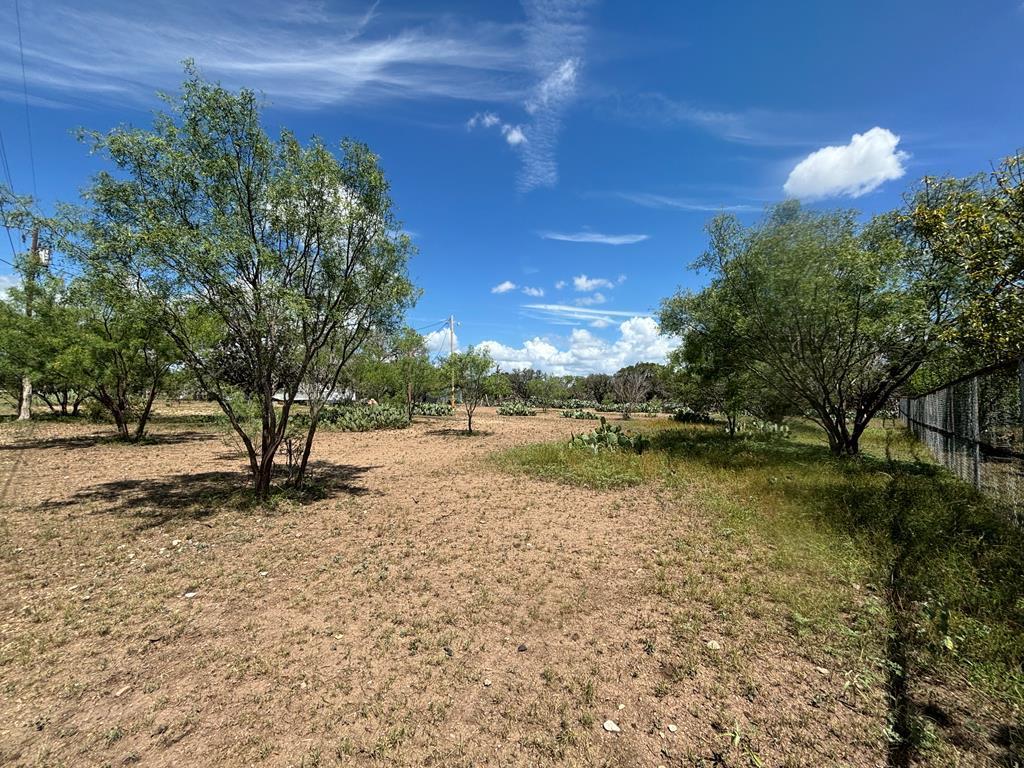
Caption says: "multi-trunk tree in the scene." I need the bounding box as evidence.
[82,66,415,496]
[661,202,962,456]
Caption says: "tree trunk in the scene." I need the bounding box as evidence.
[130,384,159,443]
[293,404,321,489]
[467,409,473,434]
[254,460,274,500]
[17,377,31,421]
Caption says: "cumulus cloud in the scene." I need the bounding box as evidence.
[554,280,566,290]
[521,286,545,297]
[491,280,517,294]
[467,112,502,129]
[479,316,678,375]
[540,230,648,245]
[0,273,16,298]
[783,127,909,200]
[423,327,459,361]
[572,274,614,292]
[574,291,605,306]
[468,111,528,146]
[501,124,527,146]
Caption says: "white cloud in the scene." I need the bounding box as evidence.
[467,111,502,129]
[0,1,529,109]
[572,274,614,292]
[520,303,647,327]
[491,280,517,294]
[554,280,566,290]
[0,273,16,298]
[423,326,458,358]
[479,316,678,376]
[541,231,648,245]
[468,111,528,146]
[516,1,589,191]
[783,127,909,200]
[501,124,527,146]
[615,192,760,213]
[521,286,545,297]
[574,291,605,306]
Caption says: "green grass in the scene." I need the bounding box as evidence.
[495,417,1024,760]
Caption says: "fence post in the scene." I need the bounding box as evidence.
[970,375,982,489]
[1019,359,1024,427]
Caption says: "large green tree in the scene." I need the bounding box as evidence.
[661,202,962,455]
[59,270,177,442]
[83,67,415,496]
[905,150,1024,371]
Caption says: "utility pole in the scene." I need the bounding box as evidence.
[449,314,456,409]
[17,227,39,421]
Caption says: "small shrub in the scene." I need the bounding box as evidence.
[497,401,536,416]
[559,398,599,410]
[319,404,409,432]
[597,401,662,415]
[672,408,713,424]
[737,419,790,439]
[561,409,599,420]
[569,416,650,454]
[413,402,454,416]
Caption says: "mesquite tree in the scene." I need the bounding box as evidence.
[445,347,494,434]
[661,202,961,456]
[83,67,414,496]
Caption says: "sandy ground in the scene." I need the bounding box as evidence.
[0,407,886,767]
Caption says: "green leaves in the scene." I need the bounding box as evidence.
[662,202,959,454]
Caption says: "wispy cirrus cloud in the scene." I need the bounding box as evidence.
[614,93,821,148]
[516,0,591,191]
[521,303,645,328]
[614,192,760,213]
[0,1,528,109]
[540,230,648,245]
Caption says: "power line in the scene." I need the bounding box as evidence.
[0,128,14,189]
[412,319,447,334]
[14,0,37,197]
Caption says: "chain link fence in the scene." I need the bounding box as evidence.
[899,359,1024,520]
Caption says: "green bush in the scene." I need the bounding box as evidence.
[569,416,650,454]
[672,408,713,424]
[737,419,790,439]
[598,401,663,415]
[559,398,599,410]
[497,401,536,416]
[318,403,409,432]
[561,409,599,420]
[413,402,454,416]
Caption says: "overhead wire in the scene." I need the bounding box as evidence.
[14,0,37,197]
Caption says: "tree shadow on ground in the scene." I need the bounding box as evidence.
[651,423,1024,766]
[425,428,495,438]
[0,430,215,452]
[41,460,378,530]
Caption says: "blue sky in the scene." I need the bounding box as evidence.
[1,0,1022,374]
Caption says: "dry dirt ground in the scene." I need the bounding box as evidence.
[1,407,888,767]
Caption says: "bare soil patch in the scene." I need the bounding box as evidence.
[1,407,887,766]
